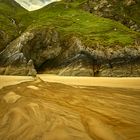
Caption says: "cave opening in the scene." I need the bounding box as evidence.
[36,58,58,74]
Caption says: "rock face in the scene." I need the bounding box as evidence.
[0,28,61,76]
[0,31,9,52]
[0,27,140,77]
[58,53,94,76]
[38,33,140,77]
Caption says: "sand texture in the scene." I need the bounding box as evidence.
[0,76,140,140]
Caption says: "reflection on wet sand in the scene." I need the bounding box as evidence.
[0,76,140,140]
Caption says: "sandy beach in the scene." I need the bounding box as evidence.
[39,74,140,89]
[1,74,140,89]
[0,75,140,140]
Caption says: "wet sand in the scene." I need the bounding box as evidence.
[39,74,140,89]
[0,75,140,140]
[0,75,34,89]
[1,74,140,89]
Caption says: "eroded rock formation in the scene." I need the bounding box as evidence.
[0,28,61,76]
[0,27,140,76]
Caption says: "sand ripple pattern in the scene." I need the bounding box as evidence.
[0,79,140,140]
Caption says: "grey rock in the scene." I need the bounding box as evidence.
[0,27,61,76]
[27,59,37,76]
[58,54,94,76]
[0,28,140,77]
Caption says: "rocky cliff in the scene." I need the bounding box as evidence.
[0,0,140,76]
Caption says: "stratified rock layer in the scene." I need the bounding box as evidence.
[0,27,140,76]
[0,28,61,76]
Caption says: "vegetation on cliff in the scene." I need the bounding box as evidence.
[0,0,140,52]
[0,0,140,76]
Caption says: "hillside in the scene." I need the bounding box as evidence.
[0,0,140,76]
[80,0,140,32]
[0,0,30,51]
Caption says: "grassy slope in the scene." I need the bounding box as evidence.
[0,0,139,52]
[0,0,25,35]
[107,0,140,25]
[78,0,140,28]
[125,2,140,25]
[0,0,32,51]
[29,1,139,46]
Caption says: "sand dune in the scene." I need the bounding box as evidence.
[0,76,140,140]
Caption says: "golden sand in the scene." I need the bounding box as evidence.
[0,75,140,140]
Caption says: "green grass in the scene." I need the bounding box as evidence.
[28,1,139,46]
[0,0,139,51]
[0,0,32,51]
